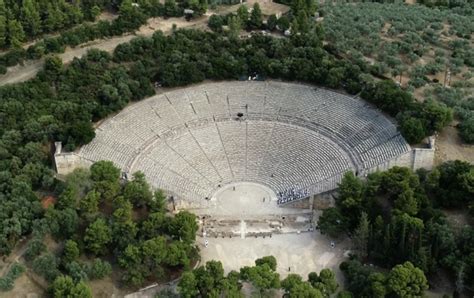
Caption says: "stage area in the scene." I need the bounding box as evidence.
[192,182,307,217]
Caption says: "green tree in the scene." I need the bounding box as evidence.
[291,0,305,14]
[142,236,167,272]
[0,15,6,47]
[193,260,225,297]
[178,271,198,298]
[63,239,80,263]
[421,99,453,134]
[319,268,338,294]
[386,261,428,297]
[249,3,262,30]
[337,171,364,228]
[353,212,370,259]
[70,280,92,297]
[90,161,120,182]
[32,254,60,282]
[165,241,190,267]
[277,15,290,31]
[8,20,25,48]
[368,272,387,298]
[79,190,100,216]
[240,258,280,295]
[237,5,249,24]
[140,211,167,238]
[65,261,88,282]
[267,14,277,31]
[394,188,418,216]
[304,0,317,15]
[208,14,223,32]
[164,0,179,17]
[45,208,79,239]
[150,190,167,212]
[121,0,147,27]
[44,4,65,32]
[110,198,137,250]
[20,0,41,36]
[227,16,242,39]
[50,275,92,298]
[255,256,277,271]
[50,275,74,297]
[88,259,112,280]
[317,207,347,237]
[84,218,112,255]
[118,244,147,286]
[123,171,153,208]
[459,116,474,144]
[399,117,426,144]
[340,259,386,297]
[169,211,198,243]
[43,55,63,80]
[295,10,310,33]
[90,161,120,201]
[281,274,323,297]
[24,237,46,261]
[0,0,5,47]
[0,262,25,291]
[56,186,77,210]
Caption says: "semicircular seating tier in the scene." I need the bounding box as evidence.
[78,81,411,205]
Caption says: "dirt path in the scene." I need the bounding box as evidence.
[0,16,209,87]
[0,0,289,87]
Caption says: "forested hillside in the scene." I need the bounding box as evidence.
[0,0,207,73]
[0,0,107,48]
[318,162,474,296]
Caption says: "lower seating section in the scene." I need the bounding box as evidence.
[78,81,411,205]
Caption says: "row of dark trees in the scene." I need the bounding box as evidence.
[177,256,339,297]
[207,1,318,36]
[177,255,430,297]
[0,0,208,51]
[339,259,428,298]
[318,161,474,296]
[0,0,185,73]
[0,0,97,49]
[361,80,452,144]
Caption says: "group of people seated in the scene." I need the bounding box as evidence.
[277,188,309,204]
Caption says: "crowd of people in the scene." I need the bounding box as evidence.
[277,188,309,204]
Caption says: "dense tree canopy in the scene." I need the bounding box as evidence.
[322,162,474,296]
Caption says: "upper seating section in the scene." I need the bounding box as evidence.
[78,81,411,204]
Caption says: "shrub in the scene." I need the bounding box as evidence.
[88,259,112,280]
[0,263,25,291]
[32,254,60,282]
[24,238,46,261]
[459,116,474,144]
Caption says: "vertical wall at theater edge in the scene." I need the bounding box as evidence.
[54,142,93,176]
[366,137,435,174]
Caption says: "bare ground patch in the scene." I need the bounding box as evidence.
[2,270,46,298]
[434,125,474,165]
